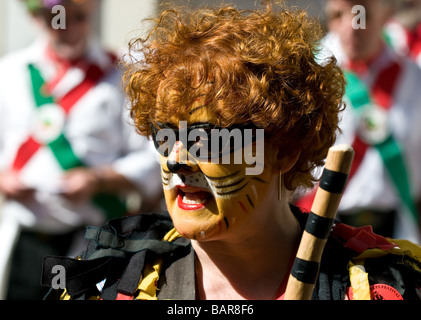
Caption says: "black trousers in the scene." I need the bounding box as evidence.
[6,229,81,300]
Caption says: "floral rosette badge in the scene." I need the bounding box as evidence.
[357,104,390,145]
[32,104,66,144]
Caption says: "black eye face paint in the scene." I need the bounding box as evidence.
[151,122,260,159]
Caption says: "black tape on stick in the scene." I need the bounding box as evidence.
[290,258,320,284]
[305,212,335,240]
[319,168,348,194]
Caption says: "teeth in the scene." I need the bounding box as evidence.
[182,196,207,205]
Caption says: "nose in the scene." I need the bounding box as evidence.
[166,141,199,174]
[167,160,190,173]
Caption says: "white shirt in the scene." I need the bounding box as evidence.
[0,38,162,233]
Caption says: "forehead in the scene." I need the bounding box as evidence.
[155,82,221,126]
[64,0,96,13]
[37,0,95,10]
[37,0,96,20]
[326,0,381,11]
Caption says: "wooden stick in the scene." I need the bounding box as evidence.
[284,144,354,300]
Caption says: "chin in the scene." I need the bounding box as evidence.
[53,42,87,61]
[166,197,225,241]
[344,44,374,63]
[170,211,223,241]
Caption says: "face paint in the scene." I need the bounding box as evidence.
[155,89,276,241]
[251,184,259,200]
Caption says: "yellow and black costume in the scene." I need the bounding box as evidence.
[42,207,421,300]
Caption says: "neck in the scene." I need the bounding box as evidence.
[192,192,300,300]
[346,41,385,74]
[45,41,87,67]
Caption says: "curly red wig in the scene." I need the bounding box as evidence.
[123,1,345,191]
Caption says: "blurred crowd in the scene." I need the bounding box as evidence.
[0,0,420,300]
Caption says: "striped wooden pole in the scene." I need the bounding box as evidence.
[284,144,354,300]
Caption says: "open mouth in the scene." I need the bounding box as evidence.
[176,186,213,210]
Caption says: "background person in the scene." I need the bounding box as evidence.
[298,0,421,243]
[0,0,162,299]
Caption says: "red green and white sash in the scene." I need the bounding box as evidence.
[12,63,90,171]
[344,64,419,224]
[12,60,126,219]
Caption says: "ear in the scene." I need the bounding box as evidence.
[276,149,301,174]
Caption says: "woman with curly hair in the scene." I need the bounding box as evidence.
[125,2,344,300]
[42,1,421,301]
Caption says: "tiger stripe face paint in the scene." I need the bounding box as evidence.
[155,90,276,241]
[152,120,264,175]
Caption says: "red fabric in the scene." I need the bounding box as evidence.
[371,62,402,110]
[58,64,104,114]
[12,136,41,171]
[294,189,315,213]
[348,135,369,180]
[405,23,421,60]
[116,293,134,300]
[332,223,396,254]
[44,43,78,93]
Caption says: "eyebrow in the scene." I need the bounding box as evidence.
[188,105,208,115]
[154,121,215,130]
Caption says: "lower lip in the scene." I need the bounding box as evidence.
[177,193,211,211]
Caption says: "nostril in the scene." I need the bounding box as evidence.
[167,160,190,173]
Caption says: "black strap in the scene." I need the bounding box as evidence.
[42,255,113,296]
[84,228,190,259]
[116,251,146,295]
[42,213,193,299]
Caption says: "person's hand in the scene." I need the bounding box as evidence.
[59,168,99,202]
[60,166,138,203]
[0,170,35,201]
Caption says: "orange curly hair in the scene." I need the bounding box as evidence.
[123,1,345,191]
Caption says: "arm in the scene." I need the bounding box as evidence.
[60,107,162,209]
[0,88,35,202]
